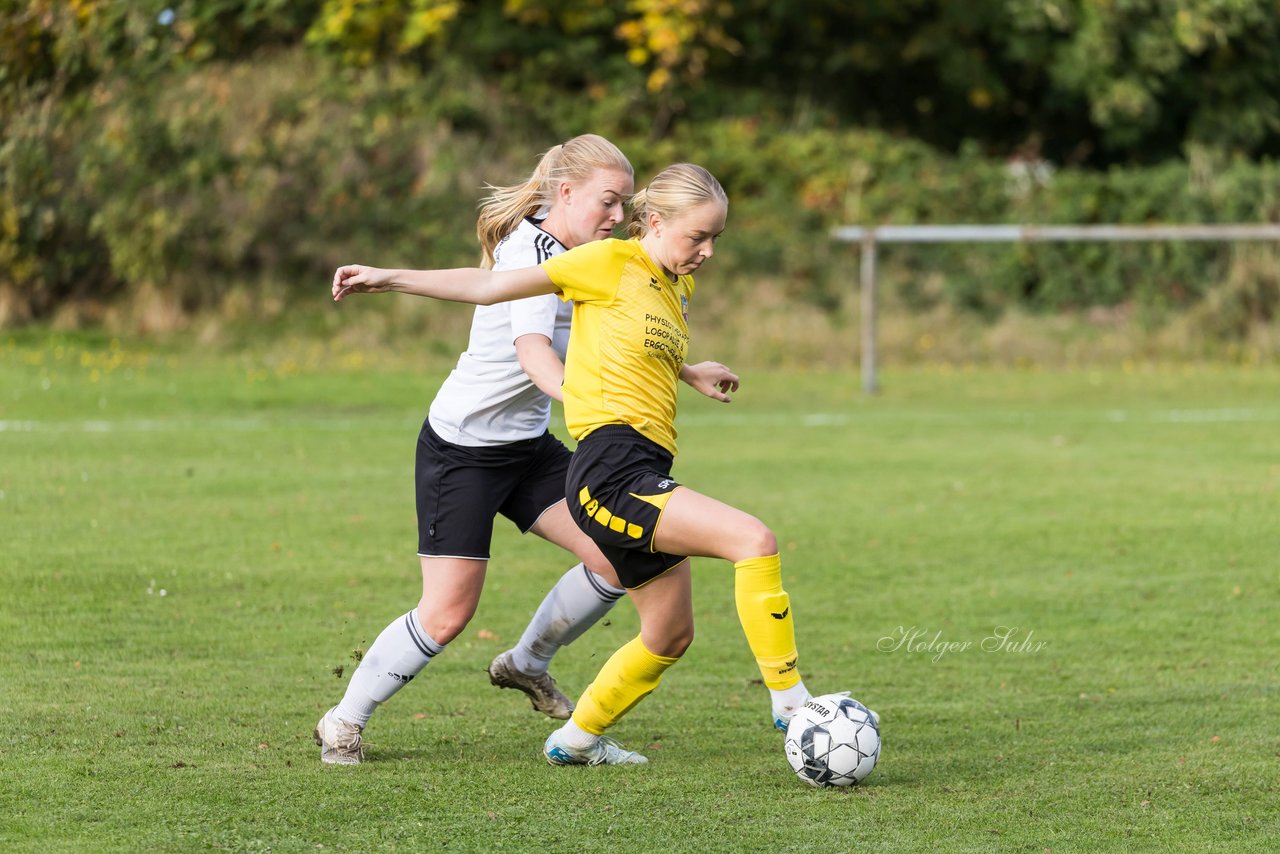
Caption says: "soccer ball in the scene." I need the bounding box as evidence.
[783,693,880,787]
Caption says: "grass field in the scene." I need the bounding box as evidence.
[3,333,1278,852]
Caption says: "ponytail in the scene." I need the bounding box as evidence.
[477,136,632,268]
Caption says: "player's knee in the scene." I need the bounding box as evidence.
[737,519,778,560]
[417,602,474,645]
[645,625,694,659]
[584,560,622,590]
[669,625,694,658]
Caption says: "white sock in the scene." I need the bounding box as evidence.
[335,609,444,727]
[770,680,810,719]
[557,717,600,749]
[509,564,624,675]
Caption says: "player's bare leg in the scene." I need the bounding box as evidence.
[653,489,809,729]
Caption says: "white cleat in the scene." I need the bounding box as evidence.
[773,693,813,732]
[313,707,364,765]
[488,650,574,720]
[543,728,648,766]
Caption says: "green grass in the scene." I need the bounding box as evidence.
[2,333,1278,852]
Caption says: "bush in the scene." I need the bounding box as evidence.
[0,89,111,325]
[2,48,1279,343]
[644,120,1280,329]
[56,50,533,324]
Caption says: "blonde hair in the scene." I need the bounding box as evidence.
[626,163,727,238]
[476,134,633,268]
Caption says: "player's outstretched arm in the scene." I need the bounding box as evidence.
[332,264,558,306]
[679,360,739,403]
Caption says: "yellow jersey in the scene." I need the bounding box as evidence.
[541,238,694,456]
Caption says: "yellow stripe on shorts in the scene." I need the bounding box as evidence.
[578,485,645,541]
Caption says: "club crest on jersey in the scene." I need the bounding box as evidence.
[680,295,689,322]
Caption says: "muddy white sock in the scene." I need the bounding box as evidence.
[335,609,444,727]
[510,563,623,675]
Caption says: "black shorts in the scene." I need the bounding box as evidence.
[566,424,687,589]
[415,420,571,559]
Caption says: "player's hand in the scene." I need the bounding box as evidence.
[681,360,739,403]
[332,265,395,301]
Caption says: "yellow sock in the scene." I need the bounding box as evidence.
[734,553,801,690]
[572,636,680,735]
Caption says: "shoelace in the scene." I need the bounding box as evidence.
[528,673,560,700]
[331,720,364,755]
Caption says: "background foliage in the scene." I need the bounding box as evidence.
[2,1,1279,348]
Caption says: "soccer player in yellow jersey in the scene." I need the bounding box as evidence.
[334,163,841,766]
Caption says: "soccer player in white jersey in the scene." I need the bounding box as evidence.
[314,135,636,764]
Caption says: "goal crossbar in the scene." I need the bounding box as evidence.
[832,223,1280,393]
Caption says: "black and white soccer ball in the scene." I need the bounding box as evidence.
[783,693,880,787]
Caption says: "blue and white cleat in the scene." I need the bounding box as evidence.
[543,728,648,766]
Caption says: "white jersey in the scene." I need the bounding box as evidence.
[427,218,572,446]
